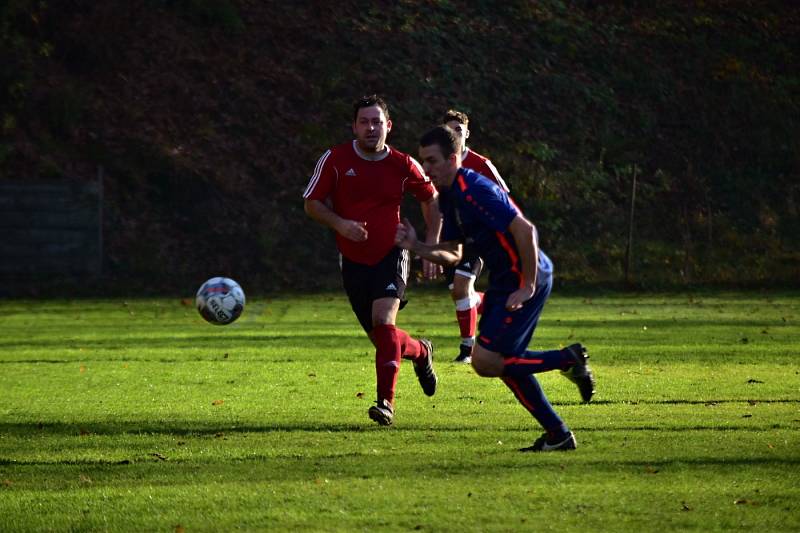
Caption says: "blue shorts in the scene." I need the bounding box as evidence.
[476,273,553,356]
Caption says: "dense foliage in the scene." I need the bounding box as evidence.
[1,0,798,292]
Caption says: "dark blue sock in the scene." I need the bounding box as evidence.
[502,349,569,379]
[502,374,569,437]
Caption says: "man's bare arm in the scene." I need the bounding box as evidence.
[304,198,367,242]
[505,215,538,310]
[395,218,462,266]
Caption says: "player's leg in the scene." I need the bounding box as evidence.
[450,256,483,363]
[368,249,437,426]
[369,296,402,424]
[451,274,477,363]
[476,277,595,402]
[471,343,574,452]
[387,248,436,396]
[341,256,397,425]
[471,286,575,451]
[340,254,375,335]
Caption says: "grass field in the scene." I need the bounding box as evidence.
[1,289,799,532]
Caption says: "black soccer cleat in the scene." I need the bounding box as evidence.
[520,431,577,452]
[560,343,596,403]
[414,339,438,396]
[453,343,472,364]
[368,399,394,426]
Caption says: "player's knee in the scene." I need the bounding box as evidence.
[471,349,503,377]
[451,278,471,300]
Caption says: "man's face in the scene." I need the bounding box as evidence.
[445,120,469,154]
[353,105,391,152]
[419,144,458,190]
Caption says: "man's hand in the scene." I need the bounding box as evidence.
[422,259,441,280]
[394,218,418,249]
[336,219,368,242]
[505,286,535,311]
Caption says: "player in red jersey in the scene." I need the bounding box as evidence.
[303,95,442,426]
[441,109,510,364]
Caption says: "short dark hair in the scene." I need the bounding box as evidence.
[353,94,390,122]
[419,125,458,159]
[442,109,469,126]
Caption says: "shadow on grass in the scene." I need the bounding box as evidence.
[0,416,797,439]
[0,334,302,351]
[1,454,799,487]
[588,399,800,405]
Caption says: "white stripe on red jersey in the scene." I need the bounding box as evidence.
[304,149,332,198]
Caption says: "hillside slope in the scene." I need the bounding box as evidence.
[2,0,798,292]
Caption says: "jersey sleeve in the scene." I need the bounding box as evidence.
[303,149,336,201]
[482,159,510,192]
[404,156,436,202]
[467,179,519,232]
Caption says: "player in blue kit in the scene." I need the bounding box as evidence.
[395,125,596,451]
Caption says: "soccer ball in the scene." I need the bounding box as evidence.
[196,277,245,325]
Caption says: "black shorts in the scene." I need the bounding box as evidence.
[445,252,484,289]
[341,247,410,333]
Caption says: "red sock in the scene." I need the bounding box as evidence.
[371,324,401,403]
[456,307,478,339]
[395,327,426,361]
[476,291,486,315]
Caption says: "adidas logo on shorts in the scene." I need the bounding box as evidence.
[345,168,357,176]
[385,283,397,291]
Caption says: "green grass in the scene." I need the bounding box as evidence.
[1,290,799,532]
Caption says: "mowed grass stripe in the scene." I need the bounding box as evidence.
[1,290,798,532]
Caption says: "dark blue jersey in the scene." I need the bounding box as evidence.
[440,168,552,292]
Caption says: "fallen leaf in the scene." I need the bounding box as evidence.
[681,501,692,511]
[151,453,167,461]
[180,298,192,306]
[80,364,87,374]
[739,337,749,344]
[79,475,92,484]
[742,414,752,418]
[212,399,224,406]
[2,479,12,487]
[356,392,364,399]
[645,466,659,474]
[746,379,764,384]
[79,428,91,436]
[175,525,186,533]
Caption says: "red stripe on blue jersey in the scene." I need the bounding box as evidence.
[495,231,524,289]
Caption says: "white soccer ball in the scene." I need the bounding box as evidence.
[196,277,245,325]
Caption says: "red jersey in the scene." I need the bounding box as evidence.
[304,140,436,265]
[462,148,509,192]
